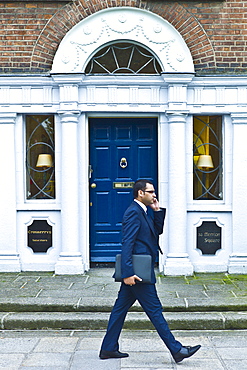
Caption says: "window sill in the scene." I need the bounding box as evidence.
[17,202,61,211]
[187,204,231,212]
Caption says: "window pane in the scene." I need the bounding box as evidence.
[85,42,162,75]
[193,116,222,200]
[26,115,55,199]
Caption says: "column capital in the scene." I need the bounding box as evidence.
[0,113,17,124]
[165,110,189,123]
[58,110,81,124]
[231,113,247,124]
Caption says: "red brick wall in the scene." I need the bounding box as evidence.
[0,0,246,75]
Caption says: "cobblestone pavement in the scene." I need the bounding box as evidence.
[0,329,246,370]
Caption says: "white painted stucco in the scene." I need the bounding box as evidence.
[51,7,194,74]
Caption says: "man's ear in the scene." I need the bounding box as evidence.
[138,189,144,198]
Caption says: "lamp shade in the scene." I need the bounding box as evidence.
[36,154,53,168]
[197,155,214,168]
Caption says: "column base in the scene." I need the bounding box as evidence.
[55,252,85,275]
[163,254,194,276]
[193,263,227,273]
[228,254,247,274]
[0,254,21,272]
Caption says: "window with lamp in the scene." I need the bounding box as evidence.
[26,115,55,199]
[193,116,222,200]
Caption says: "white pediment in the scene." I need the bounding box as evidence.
[51,7,194,74]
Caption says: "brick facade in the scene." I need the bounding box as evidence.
[0,0,246,74]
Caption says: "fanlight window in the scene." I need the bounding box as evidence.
[85,42,162,75]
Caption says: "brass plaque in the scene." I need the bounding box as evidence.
[113,182,134,189]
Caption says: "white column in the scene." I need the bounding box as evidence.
[78,113,90,271]
[0,113,20,271]
[163,111,193,275]
[55,111,84,274]
[228,113,247,273]
[158,114,169,269]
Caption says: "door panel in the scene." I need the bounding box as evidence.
[89,117,158,262]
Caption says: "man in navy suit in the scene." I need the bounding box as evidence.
[99,179,201,363]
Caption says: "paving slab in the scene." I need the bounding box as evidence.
[33,337,79,352]
[0,353,25,370]
[22,352,72,368]
[0,330,245,369]
[0,337,38,353]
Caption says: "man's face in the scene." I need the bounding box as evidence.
[138,183,156,206]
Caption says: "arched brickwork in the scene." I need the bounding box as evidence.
[149,2,216,72]
[31,0,215,74]
[1,1,244,75]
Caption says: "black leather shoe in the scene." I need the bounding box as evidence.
[99,349,129,359]
[172,345,201,363]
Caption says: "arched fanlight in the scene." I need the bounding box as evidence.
[85,42,162,75]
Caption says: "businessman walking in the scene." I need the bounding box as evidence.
[99,179,201,363]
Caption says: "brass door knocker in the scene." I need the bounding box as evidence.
[120,157,127,168]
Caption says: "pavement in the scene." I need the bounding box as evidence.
[0,268,246,331]
[0,329,246,369]
[0,269,246,369]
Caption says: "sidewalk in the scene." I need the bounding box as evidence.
[0,329,246,369]
[0,269,246,330]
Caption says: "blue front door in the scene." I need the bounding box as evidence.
[89,117,158,262]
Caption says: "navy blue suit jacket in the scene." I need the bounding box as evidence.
[121,201,166,284]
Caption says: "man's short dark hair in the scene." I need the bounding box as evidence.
[133,179,153,198]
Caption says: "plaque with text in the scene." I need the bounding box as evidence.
[197,221,221,255]
[28,220,52,253]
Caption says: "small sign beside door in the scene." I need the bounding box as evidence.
[197,221,221,255]
[28,220,52,253]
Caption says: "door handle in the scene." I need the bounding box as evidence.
[91,183,97,188]
[88,165,93,179]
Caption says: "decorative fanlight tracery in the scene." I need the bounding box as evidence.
[85,42,162,75]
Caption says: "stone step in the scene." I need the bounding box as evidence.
[0,298,246,313]
[0,311,247,331]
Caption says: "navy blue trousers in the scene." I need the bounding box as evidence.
[101,283,182,354]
